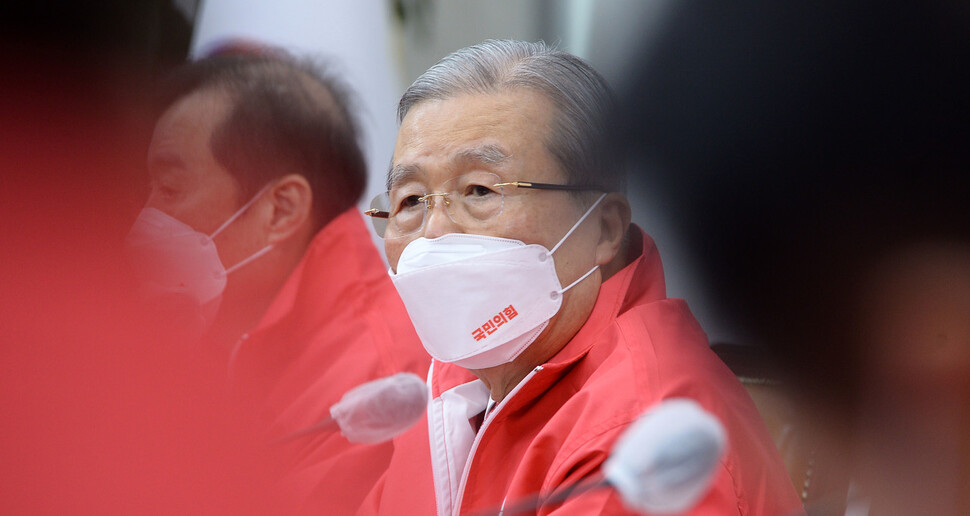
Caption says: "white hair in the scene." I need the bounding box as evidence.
[397,40,623,193]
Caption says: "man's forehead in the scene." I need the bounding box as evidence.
[387,143,512,189]
[154,88,229,136]
[147,124,188,171]
[149,89,228,165]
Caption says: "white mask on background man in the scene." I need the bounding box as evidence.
[124,185,274,326]
[391,194,606,369]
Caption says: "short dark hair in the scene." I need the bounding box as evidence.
[157,52,366,229]
[398,40,623,195]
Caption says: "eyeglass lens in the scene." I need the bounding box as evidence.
[369,172,506,238]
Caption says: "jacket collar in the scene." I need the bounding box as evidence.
[254,208,388,334]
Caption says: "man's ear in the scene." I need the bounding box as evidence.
[595,192,632,268]
[265,174,313,244]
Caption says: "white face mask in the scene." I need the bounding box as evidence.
[124,185,274,323]
[390,194,606,369]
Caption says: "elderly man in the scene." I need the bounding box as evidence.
[360,40,802,515]
[125,53,428,514]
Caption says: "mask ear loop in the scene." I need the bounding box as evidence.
[210,182,277,276]
[548,193,609,298]
[549,193,608,255]
[557,265,599,295]
[223,245,274,275]
[209,182,276,239]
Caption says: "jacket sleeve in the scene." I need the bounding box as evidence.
[534,429,640,516]
[354,471,386,516]
[538,486,637,515]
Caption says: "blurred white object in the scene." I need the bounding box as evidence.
[330,372,429,444]
[604,398,727,514]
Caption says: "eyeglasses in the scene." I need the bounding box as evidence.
[364,171,600,239]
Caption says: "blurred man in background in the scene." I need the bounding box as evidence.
[127,52,429,514]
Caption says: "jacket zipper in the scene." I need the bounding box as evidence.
[451,366,544,516]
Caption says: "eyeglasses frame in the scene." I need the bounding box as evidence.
[363,180,602,221]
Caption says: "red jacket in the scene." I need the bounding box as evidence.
[230,208,430,515]
[360,227,802,516]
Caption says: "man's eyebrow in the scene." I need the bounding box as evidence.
[386,164,420,191]
[147,150,185,171]
[456,144,510,166]
[385,144,510,190]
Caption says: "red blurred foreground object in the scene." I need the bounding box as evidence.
[0,45,278,516]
